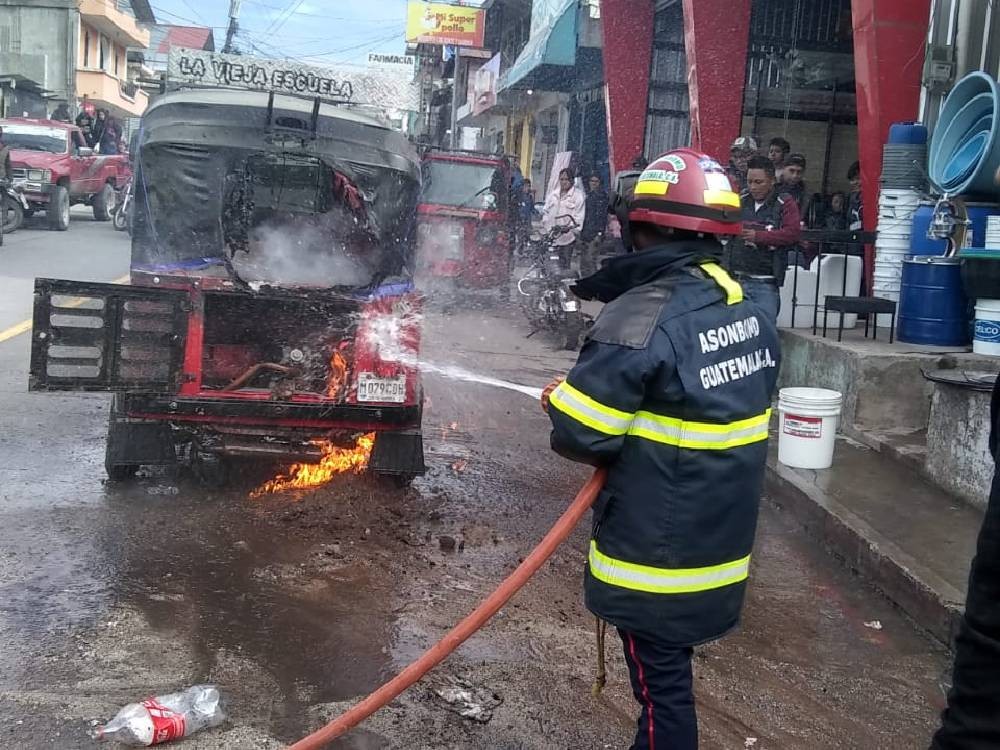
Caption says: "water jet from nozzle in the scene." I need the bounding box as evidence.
[419,361,544,400]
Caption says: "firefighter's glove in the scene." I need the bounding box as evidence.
[541,378,564,414]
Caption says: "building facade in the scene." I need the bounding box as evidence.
[76,0,154,119]
[0,0,153,120]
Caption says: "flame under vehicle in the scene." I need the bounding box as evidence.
[28,89,426,486]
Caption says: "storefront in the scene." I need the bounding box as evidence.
[495,0,606,192]
[741,0,858,202]
[602,0,932,286]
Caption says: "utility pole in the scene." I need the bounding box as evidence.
[223,0,242,54]
[449,47,461,149]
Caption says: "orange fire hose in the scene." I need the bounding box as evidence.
[287,467,607,749]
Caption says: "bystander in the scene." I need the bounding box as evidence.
[579,173,609,277]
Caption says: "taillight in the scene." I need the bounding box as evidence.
[349,293,423,405]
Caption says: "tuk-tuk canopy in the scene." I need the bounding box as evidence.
[131,88,421,287]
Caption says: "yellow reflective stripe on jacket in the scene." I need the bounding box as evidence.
[699,261,743,304]
[628,409,771,450]
[589,541,751,594]
[551,379,770,449]
[549,380,634,436]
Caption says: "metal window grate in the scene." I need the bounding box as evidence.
[30,279,189,392]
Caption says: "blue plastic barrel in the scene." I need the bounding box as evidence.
[897,256,971,345]
[910,201,1000,254]
[888,122,928,145]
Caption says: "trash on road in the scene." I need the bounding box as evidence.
[864,620,884,631]
[433,679,503,723]
[95,685,225,746]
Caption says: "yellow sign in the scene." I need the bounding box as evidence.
[406,2,485,47]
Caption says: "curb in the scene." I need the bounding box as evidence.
[765,458,965,647]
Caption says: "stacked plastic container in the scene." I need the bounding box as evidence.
[924,72,1000,353]
[965,217,1000,355]
[928,72,1000,198]
[874,126,927,325]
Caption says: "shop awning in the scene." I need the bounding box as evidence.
[499,0,578,92]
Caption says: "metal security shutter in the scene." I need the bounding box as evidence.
[644,1,690,159]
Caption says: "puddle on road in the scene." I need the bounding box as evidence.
[102,476,398,742]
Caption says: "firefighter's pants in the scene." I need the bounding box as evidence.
[619,629,697,750]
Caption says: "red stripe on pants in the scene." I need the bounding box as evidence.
[628,632,655,750]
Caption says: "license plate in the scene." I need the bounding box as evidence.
[357,373,407,403]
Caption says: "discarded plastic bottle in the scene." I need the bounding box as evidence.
[95,685,225,746]
[146,486,180,496]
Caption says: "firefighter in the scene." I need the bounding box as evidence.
[542,149,780,750]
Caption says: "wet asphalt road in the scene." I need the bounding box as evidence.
[0,218,954,748]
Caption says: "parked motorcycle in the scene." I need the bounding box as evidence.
[112,176,133,233]
[0,180,28,246]
[517,216,587,350]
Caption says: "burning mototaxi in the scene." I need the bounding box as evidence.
[28,89,426,486]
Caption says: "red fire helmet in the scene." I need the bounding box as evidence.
[627,148,742,236]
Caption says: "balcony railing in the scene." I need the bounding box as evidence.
[120,79,139,101]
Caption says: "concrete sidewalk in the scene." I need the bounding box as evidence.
[765,435,984,646]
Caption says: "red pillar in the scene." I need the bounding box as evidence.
[601,0,654,174]
[682,0,752,163]
[852,0,932,290]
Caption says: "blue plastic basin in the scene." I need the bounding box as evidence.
[943,131,989,186]
[929,72,1000,197]
[931,93,994,188]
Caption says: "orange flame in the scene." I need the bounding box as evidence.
[326,350,348,399]
[251,433,375,498]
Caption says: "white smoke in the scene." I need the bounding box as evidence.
[233,209,378,289]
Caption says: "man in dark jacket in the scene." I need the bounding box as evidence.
[729,155,802,321]
[779,152,809,215]
[543,149,780,750]
[847,161,863,231]
[579,173,609,276]
[76,110,95,147]
[727,135,758,192]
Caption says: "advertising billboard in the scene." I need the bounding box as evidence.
[471,53,500,116]
[405,1,485,48]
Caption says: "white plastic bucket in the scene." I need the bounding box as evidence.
[876,214,916,229]
[875,225,913,244]
[872,271,901,328]
[974,298,1000,355]
[873,268,902,288]
[777,387,843,469]
[879,188,921,207]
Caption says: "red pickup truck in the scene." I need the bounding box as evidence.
[2,118,130,230]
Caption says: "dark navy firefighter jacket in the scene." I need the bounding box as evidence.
[548,240,780,646]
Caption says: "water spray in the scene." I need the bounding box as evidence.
[418,361,544,400]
